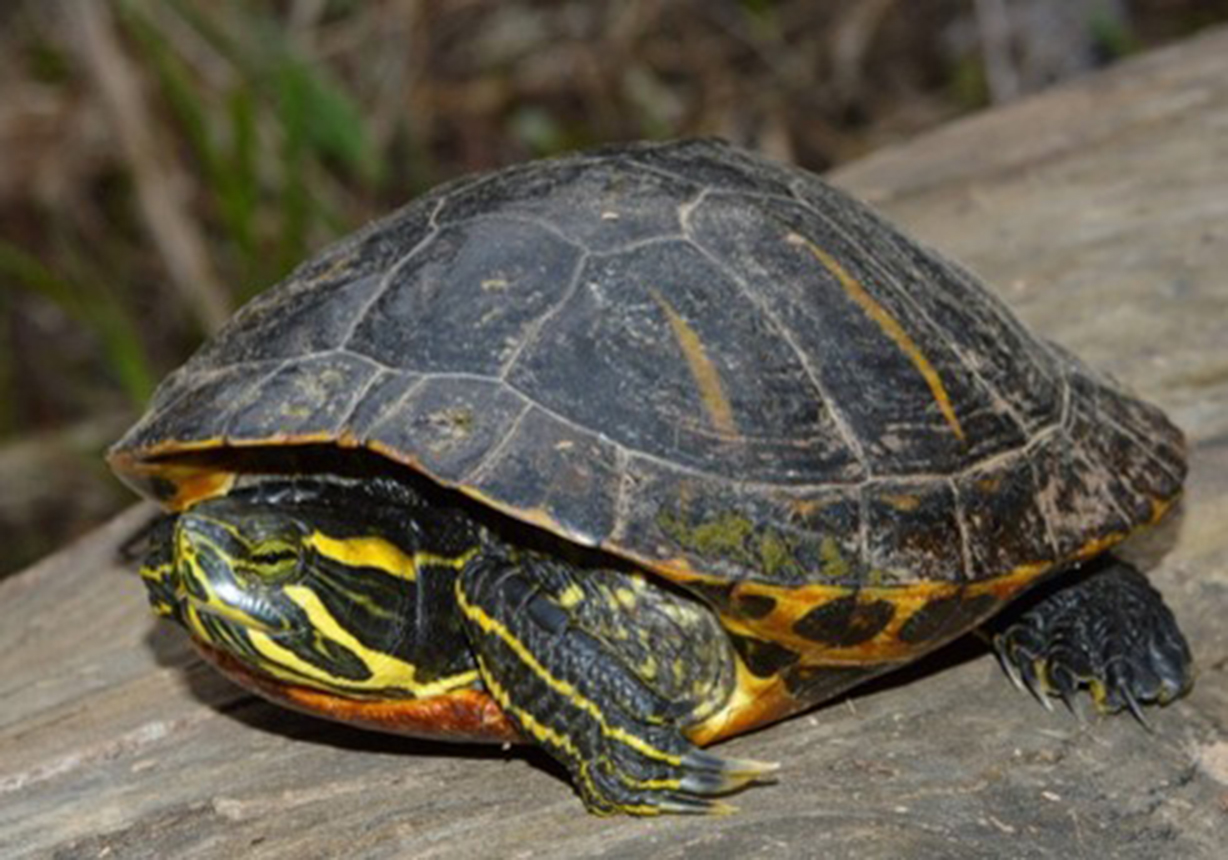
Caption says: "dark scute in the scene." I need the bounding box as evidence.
[780,488,864,586]
[191,274,387,372]
[347,218,584,375]
[221,354,378,443]
[898,592,999,645]
[507,239,863,483]
[189,197,436,372]
[786,664,888,705]
[617,457,870,587]
[791,595,895,647]
[789,177,1062,438]
[288,198,438,288]
[469,407,621,547]
[1031,428,1133,558]
[438,156,699,252]
[680,580,737,613]
[1070,371,1185,516]
[732,593,777,620]
[625,139,797,198]
[119,362,285,453]
[957,453,1054,578]
[364,376,528,484]
[1085,373,1186,489]
[730,634,800,678]
[865,480,965,584]
[688,193,1029,475]
[341,371,423,439]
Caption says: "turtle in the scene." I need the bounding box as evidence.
[109,138,1193,816]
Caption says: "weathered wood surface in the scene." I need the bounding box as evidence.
[4,27,1228,860]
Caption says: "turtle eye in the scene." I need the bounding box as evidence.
[245,539,302,580]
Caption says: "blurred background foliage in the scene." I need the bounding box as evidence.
[2,0,1227,576]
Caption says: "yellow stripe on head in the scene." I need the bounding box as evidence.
[305,533,419,580]
[305,533,479,581]
[236,584,478,699]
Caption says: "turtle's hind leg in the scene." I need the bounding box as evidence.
[992,557,1192,723]
[455,552,776,815]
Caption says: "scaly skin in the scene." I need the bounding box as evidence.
[143,476,776,815]
[993,557,1193,723]
[140,477,1191,816]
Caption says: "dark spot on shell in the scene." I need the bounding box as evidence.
[792,595,895,647]
[898,593,1000,644]
[730,634,800,678]
[685,581,737,612]
[732,592,777,620]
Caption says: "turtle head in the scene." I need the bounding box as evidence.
[139,483,454,697]
[164,499,308,639]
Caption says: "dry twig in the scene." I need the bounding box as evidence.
[71,0,230,332]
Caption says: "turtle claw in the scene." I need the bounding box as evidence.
[1005,647,1054,710]
[991,560,1192,725]
[679,750,779,795]
[1120,686,1153,732]
[994,640,1028,695]
[577,739,773,816]
[1048,665,1085,722]
[1057,686,1083,722]
[1028,661,1055,712]
[657,793,737,816]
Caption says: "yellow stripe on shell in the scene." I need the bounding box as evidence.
[651,289,738,437]
[787,232,966,441]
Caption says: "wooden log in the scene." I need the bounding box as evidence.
[4,27,1227,859]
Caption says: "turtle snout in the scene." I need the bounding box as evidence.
[173,514,295,638]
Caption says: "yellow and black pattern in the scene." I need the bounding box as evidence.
[117,139,1194,818]
[144,474,776,815]
[141,469,1192,816]
[150,478,483,701]
[454,552,775,815]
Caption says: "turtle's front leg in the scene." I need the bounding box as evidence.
[992,557,1192,722]
[455,552,776,815]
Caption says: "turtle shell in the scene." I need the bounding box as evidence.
[110,139,1185,728]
